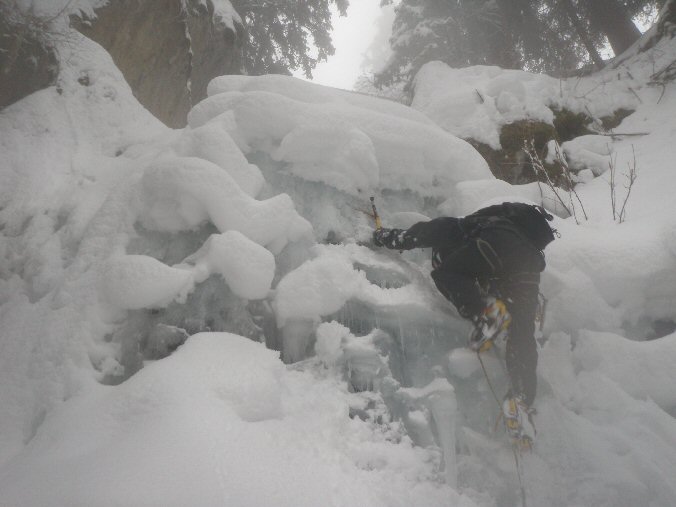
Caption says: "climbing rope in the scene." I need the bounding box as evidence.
[477,350,528,507]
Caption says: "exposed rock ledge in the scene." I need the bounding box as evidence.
[74,0,242,127]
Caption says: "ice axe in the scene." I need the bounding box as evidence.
[349,197,383,230]
[370,196,382,230]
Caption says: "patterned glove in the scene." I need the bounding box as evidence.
[372,228,392,247]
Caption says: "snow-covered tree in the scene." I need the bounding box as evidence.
[552,0,656,62]
[376,0,661,89]
[376,0,588,88]
[231,0,348,77]
[375,0,514,87]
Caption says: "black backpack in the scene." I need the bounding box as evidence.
[461,202,556,251]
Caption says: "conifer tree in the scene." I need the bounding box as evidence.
[376,0,659,88]
[577,0,644,55]
[231,0,348,77]
[376,0,511,87]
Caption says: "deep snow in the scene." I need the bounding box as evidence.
[1,22,676,507]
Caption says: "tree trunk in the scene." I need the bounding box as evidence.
[494,0,539,64]
[639,0,676,53]
[485,24,522,69]
[559,0,605,68]
[585,0,641,56]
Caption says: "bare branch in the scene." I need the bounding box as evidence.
[608,150,618,221]
[618,146,638,223]
[523,139,579,223]
[554,142,588,221]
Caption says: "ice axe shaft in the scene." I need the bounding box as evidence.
[370,197,382,230]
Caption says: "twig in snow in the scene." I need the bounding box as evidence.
[627,86,643,104]
[608,145,638,223]
[618,146,638,223]
[523,139,587,223]
[595,132,650,137]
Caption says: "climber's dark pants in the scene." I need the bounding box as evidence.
[500,279,539,406]
[430,228,542,406]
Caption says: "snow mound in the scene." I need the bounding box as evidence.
[207,73,434,125]
[574,330,676,410]
[175,121,265,197]
[0,333,468,507]
[274,123,379,194]
[179,230,276,300]
[412,60,641,150]
[273,244,431,327]
[138,156,311,251]
[102,254,194,310]
[560,135,614,176]
[102,230,275,310]
[543,217,676,329]
[189,85,491,198]
[0,31,310,466]
[534,332,676,507]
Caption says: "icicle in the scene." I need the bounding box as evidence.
[427,387,458,487]
[397,378,458,487]
[281,319,314,363]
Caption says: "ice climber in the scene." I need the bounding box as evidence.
[372,202,556,449]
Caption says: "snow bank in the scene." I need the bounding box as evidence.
[102,254,194,310]
[138,156,311,251]
[315,321,385,371]
[533,332,676,507]
[0,37,164,236]
[12,0,239,33]
[175,121,265,197]
[0,34,167,464]
[189,84,491,198]
[412,63,553,149]
[412,60,642,150]
[573,330,676,410]
[207,73,434,126]
[315,320,353,366]
[560,135,614,176]
[273,244,431,327]
[543,217,676,329]
[0,333,468,507]
[180,230,276,300]
[412,37,676,220]
[273,123,379,194]
[440,178,567,217]
[0,31,309,465]
[102,230,275,310]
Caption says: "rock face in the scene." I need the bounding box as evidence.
[75,0,241,127]
[0,10,59,109]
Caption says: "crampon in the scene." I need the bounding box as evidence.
[469,298,511,353]
[502,395,536,452]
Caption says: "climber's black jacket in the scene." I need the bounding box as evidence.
[374,211,548,406]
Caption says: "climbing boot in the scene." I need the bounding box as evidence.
[502,394,536,451]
